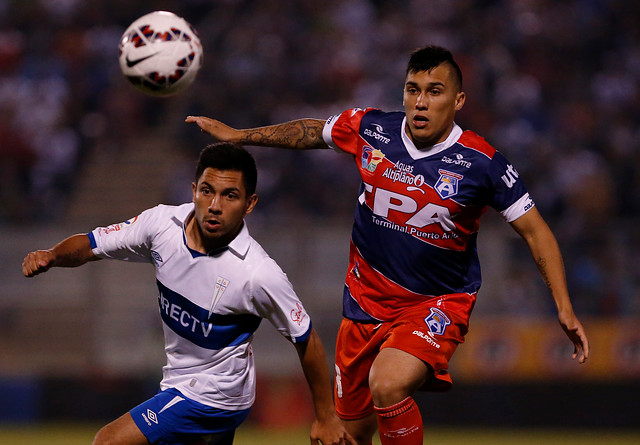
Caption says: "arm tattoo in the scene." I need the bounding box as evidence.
[244,119,326,150]
[536,256,552,290]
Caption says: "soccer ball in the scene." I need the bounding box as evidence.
[118,11,203,96]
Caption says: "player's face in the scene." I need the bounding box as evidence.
[191,167,257,252]
[403,63,465,149]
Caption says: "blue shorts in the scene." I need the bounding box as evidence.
[130,387,251,445]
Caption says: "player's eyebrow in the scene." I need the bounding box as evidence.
[199,180,241,191]
[405,80,446,88]
[223,186,242,194]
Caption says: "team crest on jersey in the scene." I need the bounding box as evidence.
[424,307,451,336]
[435,169,463,200]
[208,276,230,317]
[361,146,385,172]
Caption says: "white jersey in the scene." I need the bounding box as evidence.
[88,203,311,411]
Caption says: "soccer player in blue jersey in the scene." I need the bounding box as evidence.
[22,143,354,445]
[186,45,590,445]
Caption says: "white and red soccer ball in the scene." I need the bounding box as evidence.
[118,11,203,96]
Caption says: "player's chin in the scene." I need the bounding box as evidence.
[408,120,429,135]
[203,228,225,240]
[411,132,438,148]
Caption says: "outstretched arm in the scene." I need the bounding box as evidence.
[22,233,98,277]
[510,207,589,364]
[294,328,354,445]
[185,116,329,150]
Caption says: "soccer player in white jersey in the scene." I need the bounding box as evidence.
[186,45,589,445]
[23,143,354,445]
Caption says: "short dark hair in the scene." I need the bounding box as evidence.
[406,45,463,91]
[195,143,258,196]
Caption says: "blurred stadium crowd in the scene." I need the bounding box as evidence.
[1,0,639,319]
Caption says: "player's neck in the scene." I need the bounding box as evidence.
[184,215,203,253]
[185,214,236,254]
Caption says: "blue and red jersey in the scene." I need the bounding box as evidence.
[323,108,534,323]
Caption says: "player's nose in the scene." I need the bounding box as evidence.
[208,196,222,213]
[416,92,428,109]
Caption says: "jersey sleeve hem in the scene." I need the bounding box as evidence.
[500,193,535,222]
[322,115,343,152]
[87,232,97,249]
[291,321,312,344]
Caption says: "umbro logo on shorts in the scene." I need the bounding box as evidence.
[142,409,158,426]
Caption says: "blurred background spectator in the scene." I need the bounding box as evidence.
[2,0,638,317]
[1,0,638,429]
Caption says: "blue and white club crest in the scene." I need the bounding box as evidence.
[208,276,230,317]
[435,169,463,200]
[424,307,451,336]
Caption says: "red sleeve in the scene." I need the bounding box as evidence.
[322,107,375,156]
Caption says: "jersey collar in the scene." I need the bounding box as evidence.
[226,222,251,259]
[181,205,251,260]
[401,118,463,160]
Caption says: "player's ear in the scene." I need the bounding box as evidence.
[245,194,258,215]
[455,91,466,111]
[191,182,197,202]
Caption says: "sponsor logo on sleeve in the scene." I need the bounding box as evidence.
[290,302,307,326]
[501,164,520,188]
[97,216,139,236]
[325,115,339,126]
